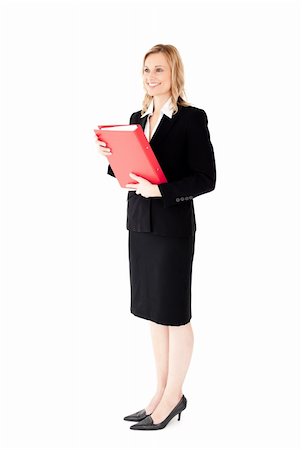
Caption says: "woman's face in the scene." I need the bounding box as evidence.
[143,52,172,97]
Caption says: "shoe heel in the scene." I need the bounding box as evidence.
[178,412,181,421]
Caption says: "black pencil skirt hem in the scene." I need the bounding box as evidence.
[128,230,195,326]
[130,308,192,326]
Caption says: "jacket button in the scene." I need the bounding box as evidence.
[185,196,189,200]
[176,198,180,202]
[189,195,193,199]
[180,197,184,201]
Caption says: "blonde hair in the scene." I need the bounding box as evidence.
[141,44,191,116]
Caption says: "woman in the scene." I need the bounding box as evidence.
[96,44,216,430]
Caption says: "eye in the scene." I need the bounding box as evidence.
[144,68,163,72]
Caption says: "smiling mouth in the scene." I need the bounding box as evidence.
[148,83,161,87]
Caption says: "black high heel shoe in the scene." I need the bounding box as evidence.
[123,408,151,422]
[130,395,187,430]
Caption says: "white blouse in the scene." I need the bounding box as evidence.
[140,96,174,142]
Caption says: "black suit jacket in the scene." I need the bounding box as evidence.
[107,104,216,237]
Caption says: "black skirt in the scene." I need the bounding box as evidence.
[128,230,195,326]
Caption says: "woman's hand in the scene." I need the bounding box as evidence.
[126,173,162,198]
[95,136,112,157]
[95,137,162,199]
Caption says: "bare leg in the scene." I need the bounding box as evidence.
[144,322,169,414]
[150,321,194,424]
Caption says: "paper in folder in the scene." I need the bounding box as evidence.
[94,124,167,188]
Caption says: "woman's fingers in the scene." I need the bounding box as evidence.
[95,136,108,147]
[95,137,112,155]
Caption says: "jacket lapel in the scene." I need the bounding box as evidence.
[132,104,184,149]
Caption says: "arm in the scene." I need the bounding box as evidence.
[107,112,135,178]
[107,164,115,177]
[157,109,216,208]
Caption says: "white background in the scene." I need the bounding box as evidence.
[0,0,301,449]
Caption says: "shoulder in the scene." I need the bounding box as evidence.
[132,110,142,117]
[180,105,208,127]
[130,110,143,122]
[181,105,207,118]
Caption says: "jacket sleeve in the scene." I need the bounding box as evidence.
[157,109,216,208]
[107,164,115,177]
[107,112,135,178]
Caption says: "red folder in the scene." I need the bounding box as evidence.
[94,124,167,188]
